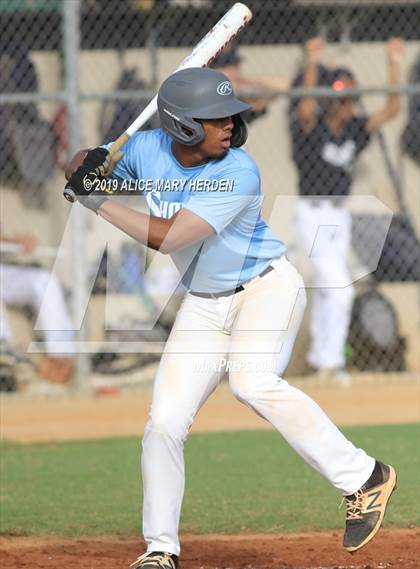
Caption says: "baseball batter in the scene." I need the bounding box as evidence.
[65,68,396,569]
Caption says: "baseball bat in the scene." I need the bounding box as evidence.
[64,2,252,202]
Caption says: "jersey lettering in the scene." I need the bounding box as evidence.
[321,140,356,171]
[146,192,182,219]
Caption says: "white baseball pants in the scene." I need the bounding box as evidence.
[141,256,374,556]
[0,263,75,354]
[295,199,355,369]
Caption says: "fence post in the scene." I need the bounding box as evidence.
[63,0,91,390]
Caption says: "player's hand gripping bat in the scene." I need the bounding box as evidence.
[63,2,252,203]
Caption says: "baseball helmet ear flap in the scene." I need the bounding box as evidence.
[231,114,248,147]
[159,106,206,146]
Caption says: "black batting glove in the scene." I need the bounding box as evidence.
[82,147,111,177]
[65,165,108,213]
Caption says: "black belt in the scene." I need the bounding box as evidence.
[189,265,275,299]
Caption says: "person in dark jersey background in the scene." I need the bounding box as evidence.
[291,36,404,385]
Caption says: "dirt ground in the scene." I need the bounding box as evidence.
[1,529,419,569]
[1,375,419,568]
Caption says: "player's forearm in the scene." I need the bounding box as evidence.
[298,60,318,131]
[298,37,324,132]
[384,60,401,118]
[367,59,402,132]
[370,38,404,129]
[98,200,175,252]
[303,58,318,89]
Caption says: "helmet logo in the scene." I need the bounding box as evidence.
[163,108,181,121]
[217,81,232,95]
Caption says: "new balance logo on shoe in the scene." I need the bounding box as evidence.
[366,490,382,511]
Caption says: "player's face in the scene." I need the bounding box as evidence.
[330,76,357,123]
[337,98,355,121]
[199,116,234,158]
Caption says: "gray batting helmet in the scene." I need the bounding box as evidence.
[157,67,251,147]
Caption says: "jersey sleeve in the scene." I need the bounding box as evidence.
[182,168,261,234]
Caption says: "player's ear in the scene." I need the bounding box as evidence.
[231,114,248,147]
[181,126,195,137]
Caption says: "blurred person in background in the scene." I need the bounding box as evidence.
[401,53,420,167]
[210,44,289,124]
[0,39,56,204]
[0,232,75,384]
[292,36,404,384]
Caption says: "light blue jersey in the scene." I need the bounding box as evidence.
[107,129,286,293]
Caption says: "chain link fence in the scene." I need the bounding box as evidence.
[0,0,419,390]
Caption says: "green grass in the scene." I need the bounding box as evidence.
[0,424,418,536]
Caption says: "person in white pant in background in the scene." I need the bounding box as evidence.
[291,36,404,384]
[0,232,75,383]
[65,67,397,569]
